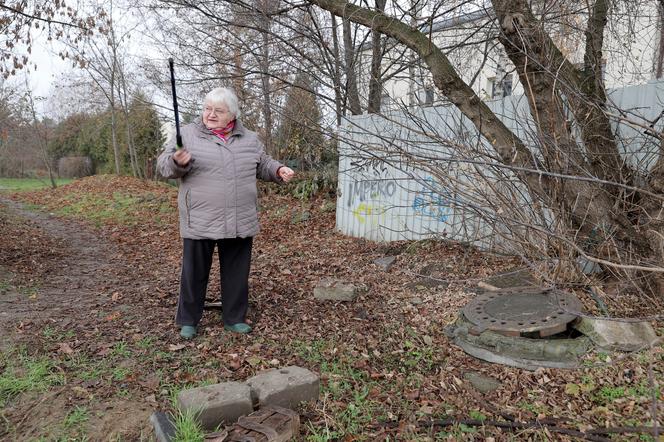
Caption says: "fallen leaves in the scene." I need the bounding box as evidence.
[565,383,581,396]
[57,342,74,354]
[168,343,186,352]
[0,175,660,441]
[104,311,121,321]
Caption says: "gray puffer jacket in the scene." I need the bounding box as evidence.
[157,119,283,239]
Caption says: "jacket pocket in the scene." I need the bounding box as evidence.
[185,189,192,228]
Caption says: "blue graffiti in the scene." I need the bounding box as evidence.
[412,177,452,222]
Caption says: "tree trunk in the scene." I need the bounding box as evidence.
[110,105,121,175]
[24,81,57,189]
[343,16,362,115]
[118,69,141,178]
[367,0,386,114]
[258,3,274,157]
[331,13,343,125]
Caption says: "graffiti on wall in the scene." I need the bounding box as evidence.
[346,179,396,208]
[352,202,386,225]
[411,176,452,223]
[344,157,395,226]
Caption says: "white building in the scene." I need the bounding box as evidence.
[355,1,663,109]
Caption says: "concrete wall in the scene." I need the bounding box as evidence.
[335,81,664,248]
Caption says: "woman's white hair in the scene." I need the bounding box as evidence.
[204,87,241,118]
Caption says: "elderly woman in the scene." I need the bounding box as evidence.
[157,87,294,339]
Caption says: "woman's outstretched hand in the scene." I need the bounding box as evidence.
[278,166,295,183]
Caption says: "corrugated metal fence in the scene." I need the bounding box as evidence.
[335,81,664,248]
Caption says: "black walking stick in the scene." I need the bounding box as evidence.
[168,57,183,150]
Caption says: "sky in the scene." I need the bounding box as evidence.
[17,4,167,118]
[29,39,70,102]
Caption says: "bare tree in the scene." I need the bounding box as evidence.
[0,1,103,78]
[300,0,664,302]
[67,1,133,175]
[22,79,57,188]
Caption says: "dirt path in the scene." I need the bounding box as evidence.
[1,197,121,326]
[0,197,154,440]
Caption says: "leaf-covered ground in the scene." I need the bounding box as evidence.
[0,175,661,441]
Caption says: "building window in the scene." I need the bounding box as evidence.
[490,74,513,99]
[502,75,513,97]
[424,86,435,106]
[380,92,391,109]
[574,60,607,81]
[486,77,495,98]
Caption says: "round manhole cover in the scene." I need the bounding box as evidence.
[462,288,584,337]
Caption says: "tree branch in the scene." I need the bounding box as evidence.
[305,0,546,196]
[0,3,91,30]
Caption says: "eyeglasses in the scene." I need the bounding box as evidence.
[204,106,229,116]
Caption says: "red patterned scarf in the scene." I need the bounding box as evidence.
[211,120,236,141]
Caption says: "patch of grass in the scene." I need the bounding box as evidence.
[79,365,104,382]
[620,419,656,441]
[336,386,378,435]
[22,202,43,211]
[54,192,145,225]
[0,347,65,407]
[435,422,479,438]
[292,338,331,365]
[469,410,487,421]
[291,339,383,438]
[401,338,437,372]
[18,285,39,298]
[137,336,155,350]
[0,278,11,295]
[111,341,131,358]
[63,405,89,431]
[628,381,660,399]
[172,408,205,442]
[42,326,57,339]
[41,326,75,343]
[0,178,74,191]
[517,399,547,415]
[307,385,378,440]
[591,385,631,405]
[112,367,130,381]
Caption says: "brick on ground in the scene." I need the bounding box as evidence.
[246,366,319,409]
[177,381,253,431]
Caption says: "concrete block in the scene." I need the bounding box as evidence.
[574,317,661,352]
[150,411,175,442]
[177,381,253,431]
[246,366,319,409]
[463,371,502,394]
[314,278,358,302]
[374,256,396,271]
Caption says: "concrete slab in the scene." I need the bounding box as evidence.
[314,278,358,302]
[574,317,661,352]
[177,381,253,431]
[463,371,502,394]
[150,411,175,442]
[246,366,319,409]
[373,256,396,271]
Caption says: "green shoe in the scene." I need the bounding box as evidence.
[180,325,197,339]
[224,323,252,334]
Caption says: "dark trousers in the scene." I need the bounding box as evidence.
[176,237,253,327]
